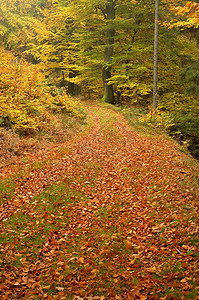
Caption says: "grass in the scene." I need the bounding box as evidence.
[0,175,135,297]
[120,106,153,135]
[0,102,198,299]
[0,169,30,204]
[0,106,92,206]
[0,177,16,204]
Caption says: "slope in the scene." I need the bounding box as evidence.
[0,103,198,299]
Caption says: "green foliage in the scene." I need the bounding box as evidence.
[181,59,199,96]
[159,92,198,112]
[1,0,197,108]
[0,0,198,159]
[0,177,16,204]
[59,0,198,107]
[170,109,199,159]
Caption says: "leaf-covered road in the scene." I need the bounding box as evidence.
[0,104,199,299]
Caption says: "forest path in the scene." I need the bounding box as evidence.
[0,103,198,299]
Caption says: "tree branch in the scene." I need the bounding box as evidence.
[95,5,107,19]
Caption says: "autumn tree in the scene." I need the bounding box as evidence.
[62,0,155,103]
[0,0,51,57]
[171,1,199,29]
[102,0,116,104]
[1,0,198,109]
[0,47,86,134]
[169,1,199,97]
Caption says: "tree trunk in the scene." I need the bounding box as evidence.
[153,0,159,109]
[68,70,75,95]
[103,0,115,104]
[68,70,80,96]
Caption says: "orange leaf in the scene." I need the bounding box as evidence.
[125,240,133,250]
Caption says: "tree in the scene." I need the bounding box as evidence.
[102,0,116,104]
[64,0,118,103]
[0,0,51,56]
[63,0,154,103]
[2,0,198,111]
[153,0,159,109]
[165,1,199,98]
[171,1,199,29]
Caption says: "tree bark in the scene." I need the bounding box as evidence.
[153,0,159,110]
[68,70,80,96]
[103,0,115,104]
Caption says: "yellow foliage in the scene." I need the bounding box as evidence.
[48,94,86,119]
[165,1,199,29]
[139,108,174,131]
[0,48,86,135]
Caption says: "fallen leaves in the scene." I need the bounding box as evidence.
[0,104,198,299]
[124,240,134,250]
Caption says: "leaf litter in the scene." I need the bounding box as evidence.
[0,104,198,299]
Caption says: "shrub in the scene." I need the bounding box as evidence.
[170,110,199,159]
[0,48,86,135]
[49,94,86,119]
[138,108,174,132]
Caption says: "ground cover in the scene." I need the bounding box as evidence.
[0,103,198,299]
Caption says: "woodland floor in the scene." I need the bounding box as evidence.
[0,103,199,300]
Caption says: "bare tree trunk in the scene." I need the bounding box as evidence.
[103,0,115,104]
[68,70,80,96]
[153,0,159,109]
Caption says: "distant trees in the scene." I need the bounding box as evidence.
[167,1,199,98]
[63,0,154,103]
[0,0,198,109]
[0,0,199,157]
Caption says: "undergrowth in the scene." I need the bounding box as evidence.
[0,48,86,135]
[120,105,199,160]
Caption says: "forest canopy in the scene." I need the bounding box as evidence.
[0,0,198,157]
